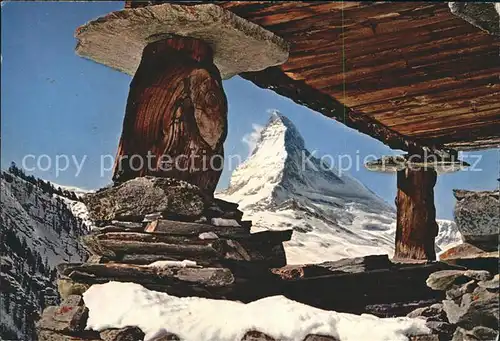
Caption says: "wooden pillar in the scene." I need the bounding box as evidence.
[394,168,438,261]
[112,36,228,197]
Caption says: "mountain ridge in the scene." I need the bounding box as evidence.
[218,111,460,264]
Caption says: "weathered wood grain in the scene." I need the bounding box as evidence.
[394,168,438,261]
[123,2,499,151]
[113,36,228,196]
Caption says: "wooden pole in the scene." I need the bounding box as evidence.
[394,167,438,261]
[112,36,228,197]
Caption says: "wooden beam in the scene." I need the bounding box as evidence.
[394,168,438,261]
[112,36,228,196]
[240,67,456,158]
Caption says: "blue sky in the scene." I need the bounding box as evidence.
[1,1,498,219]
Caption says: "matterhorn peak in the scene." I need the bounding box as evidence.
[221,111,390,212]
[248,110,305,160]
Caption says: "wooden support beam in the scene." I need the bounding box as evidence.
[394,168,438,261]
[240,66,457,158]
[112,36,228,196]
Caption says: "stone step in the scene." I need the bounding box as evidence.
[81,229,291,267]
[81,232,226,260]
[57,263,234,288]
[144,218,251,236]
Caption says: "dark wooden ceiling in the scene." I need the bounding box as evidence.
[126,1,500,152]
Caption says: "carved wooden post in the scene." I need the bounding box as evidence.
[112,37,227,196]
[73,3,289,197]
[395,168,438,260]
[366,155,469,261]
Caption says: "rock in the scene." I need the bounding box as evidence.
[273,255,394,280]
[424,321,456,340]
[439,243,499,274]
[456,286,499,330]
[38,330,100,341]
[304,335,339,341]
[449,2,500,36]
[81,232,226,260]
[61,295,84,307]
[75,3,289,79]
[453,189,499,250]
[452,326,499,341]
[211,217,241,227]
[409,335,440,341]
[439,242,490,260]
[241,331,276,341]
[477,274,499,291]
[451,327,470,341]
[143,212,163,222]
[36,304,88,334]
[111,220,145,229]
[464,270,493,282]
[57,279,91,300]
[145,219,250,237]
[426,270,468,291]
[57,262,235,288]
[407,303,445,320]
[446,280,477,301]
[204,199,244,221]
[82,177,206,222]
[443,298,469,324]
[239,331,339,341]
[199,232,219,240]
[100,327,145,341]
[466,326,499,340]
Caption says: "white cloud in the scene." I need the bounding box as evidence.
[241,123,264,156]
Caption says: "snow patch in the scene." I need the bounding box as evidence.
[199,232,219,240]
[146,260,198,268]
[83,281,430,341]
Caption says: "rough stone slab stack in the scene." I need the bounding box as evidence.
[55,177,292,302]
[37,177,294,340]
[407,269,499,341]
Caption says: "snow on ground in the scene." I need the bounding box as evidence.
[84,281,430,341]
[52,182,94,229]
[436,219,462,255]
[51,181,94,198]
[57,194,94,231]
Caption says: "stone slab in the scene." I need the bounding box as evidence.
[82,177,206,223]
[75,3,290,79]
[57,262,234,288]
[453,189,499,249]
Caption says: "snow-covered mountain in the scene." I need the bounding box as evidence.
[0,170,89,340]
[218,111,460,264]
